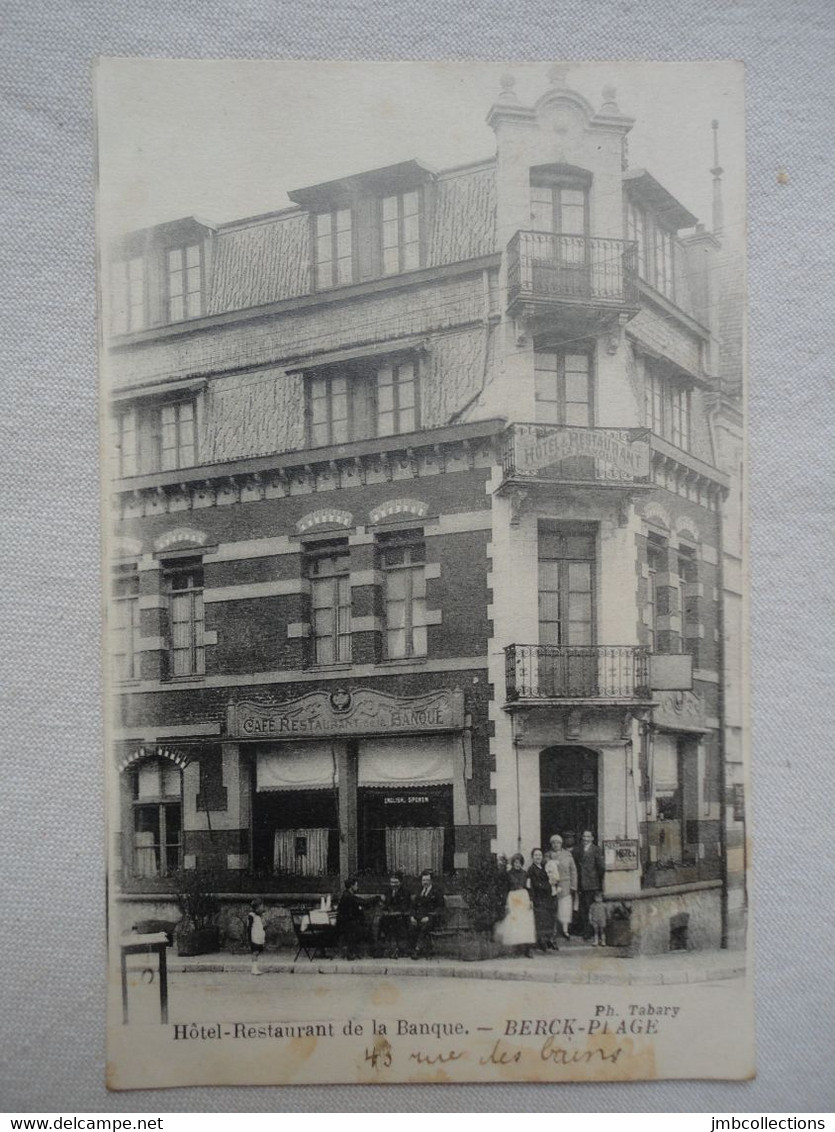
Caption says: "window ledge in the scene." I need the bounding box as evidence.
[161,675,207,686]
[376,656,428,668]
[307,663,353,673]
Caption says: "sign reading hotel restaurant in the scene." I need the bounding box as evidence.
[603,838,640,871]
[228,687,465,739]
[513,425,650,481]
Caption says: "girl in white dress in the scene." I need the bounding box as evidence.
[495,853,536,957]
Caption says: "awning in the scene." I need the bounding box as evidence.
[256,744,338,792]
[358,736,454,788]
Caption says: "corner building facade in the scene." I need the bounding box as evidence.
[107,70,745,952]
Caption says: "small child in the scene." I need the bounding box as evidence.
[247,899,266,975]
[588,891,608,946]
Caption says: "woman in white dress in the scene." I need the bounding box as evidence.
[495,853,536,957]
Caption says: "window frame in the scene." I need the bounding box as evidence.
[113,563,141,681]
[112,254,147,334]
[379,531,428,660]
[530,177,590,239]
[644,365,692,453]
[306,542,352,666]
[380,188,423,276]
[534,346,595,428]
[537,524,597,648]
[112,396,198,477]
[312,206,355,291]
[130,757,183,878]
[305,356,421,447]
[165,242,204,323]
[163,558,205,679]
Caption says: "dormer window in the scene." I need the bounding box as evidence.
[112,256,146,334]
[306,355,420,447]
[166,243,203,321]
[381,190,421,275]
[314,209,354,290]
[112,396,197,477]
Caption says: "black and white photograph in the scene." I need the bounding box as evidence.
[97,59,752,1088]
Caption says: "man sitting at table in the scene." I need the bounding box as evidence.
[408,870,445,959]
[336,877,365,960]
[377,872,411,958]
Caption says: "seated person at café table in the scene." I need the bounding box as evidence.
[336,877,365,960]
[408,870,445,959]
[376,873,411,958]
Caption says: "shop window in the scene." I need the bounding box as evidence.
[534,348,593,427]
[113,563,140,681]
[313,208,354,290]
[130,757,182,877]
[381,190,421,275]
[112,398,197,477]
[644,364,691,453]
[306,357,419,448]
[307,542,352,665]
[252,789,339,877]
[379,531,427,659]
[166,243,203,322]
[358,786,453,876]
[111,255,146,334]
[163,558,204,678]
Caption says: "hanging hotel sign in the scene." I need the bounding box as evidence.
[228,687,465,739]
[510,425,650,482]
[603,838,640,871]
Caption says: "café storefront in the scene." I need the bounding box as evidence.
[231,686,467,883]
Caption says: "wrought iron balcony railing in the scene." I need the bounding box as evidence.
[505,644,651,702]
[502,423,650,483]
[507,231,639,309]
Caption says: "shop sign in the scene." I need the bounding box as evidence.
[511,425,650,481]
[383,793,431,805]
[603,839,639,871]
[228,687,465,740]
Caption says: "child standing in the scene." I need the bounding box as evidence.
[588,891,608,946]
[247,899,266,974]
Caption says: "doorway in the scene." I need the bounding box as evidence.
[539,746,599,849]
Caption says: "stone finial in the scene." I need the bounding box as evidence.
[547,64,569,87]
[498,73,518,101]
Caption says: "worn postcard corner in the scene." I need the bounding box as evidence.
[98,58,752,1089]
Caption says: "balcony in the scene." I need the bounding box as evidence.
[507,231,639,314]
[505,644,651,704]
[502,423,650,485]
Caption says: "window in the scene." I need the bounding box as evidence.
[644,366,691,452]
[626,203,646,278]
[112,399,196,477]
[535,349,593,427]
[314,209,353,290]
[380,532,427,659]
[307,358,419,447]
[678,545,699,644]
[131,757,182,877]
[653,736,683,865]
[381,190,421,275]
[626,202,677,302]
[167,243,203,321]
[164,559,204,677]
[537,526,596,696]
[112,256,146,334]
[645,535,666,652]
[308,543,352,665]
[113,564,140,680]
[531,183,588,237]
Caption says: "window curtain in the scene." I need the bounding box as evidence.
[273,828,329,876]
[134,830,159,878]
[385,826,444,877]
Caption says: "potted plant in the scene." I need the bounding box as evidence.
[173,868,222,956]
[605,900,633,949]
[460,854,507,961]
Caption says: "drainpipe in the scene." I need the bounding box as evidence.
[715,488,729,949]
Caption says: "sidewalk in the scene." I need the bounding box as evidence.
[166,940,746,986]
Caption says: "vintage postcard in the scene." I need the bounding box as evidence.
[97,59,752,1088]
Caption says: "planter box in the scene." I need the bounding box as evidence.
[176,926,221,956]
[606,918,632,948]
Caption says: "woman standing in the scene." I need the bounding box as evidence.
[495,853,535,957]
[527,847,555,952]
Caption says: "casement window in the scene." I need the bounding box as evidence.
[307,358,419,447]
[381,190,421,275]
[626,202,677,302]
[307,543,352,665]
[112,564,140,681]
[166,243,203,321]
[653,736,684,865]
[531,182,588,238]
[538,526,596,648]
[112,256,146,334]
[314,208,353,290]
[677,545,699,643]
[534,349,593,427]
[112,399,196,477]
[164,559,205,678]
[644,366,691,453]
[379,533,427,659]
[131,757,182,877]
[645,535,666,653]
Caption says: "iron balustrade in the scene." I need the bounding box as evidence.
[505,644,651,701]
[507,231,639,308]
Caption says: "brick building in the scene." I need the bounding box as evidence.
[105,69,745,952]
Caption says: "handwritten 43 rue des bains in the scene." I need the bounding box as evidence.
[172,1004,682,1070]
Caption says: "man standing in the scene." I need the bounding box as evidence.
[546,834,578,943]
[408,870,445,959]
[574,830,604,940]
[336,877,365,960]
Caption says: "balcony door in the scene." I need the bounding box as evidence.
[530,181,589,297]
[538,526,596,696]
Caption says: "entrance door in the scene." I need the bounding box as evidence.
[539,746,598,849]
